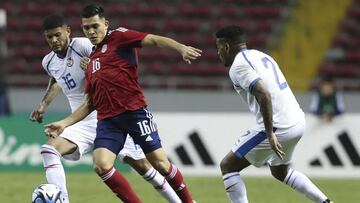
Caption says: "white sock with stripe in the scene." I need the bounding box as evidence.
[40,144,69,203]
[143,167,181,203]
[283,168,328,203]
[223,172,248,203]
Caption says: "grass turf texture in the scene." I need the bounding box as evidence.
[1,172,358,202]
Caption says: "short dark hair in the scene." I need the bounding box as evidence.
[43,14,66,30]
[215,25,246,44]
[321,75,334,83]
[81,4,105,18]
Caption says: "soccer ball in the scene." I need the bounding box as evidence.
[31,184,62,203]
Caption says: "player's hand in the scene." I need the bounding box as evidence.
[44,121,66,138]
[180,45,202,64]
[268,132,285,160]
[80,57,90,71]
[29,104,46,123]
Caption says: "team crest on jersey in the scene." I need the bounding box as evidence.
[66,57,74,67]
[101,44,107,53]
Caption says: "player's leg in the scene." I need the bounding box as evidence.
[46,121,98,203]
[145,148,194,203]
[93,119,141,203]
[125,108,194,203]
[93,147,141,203]
[220,151,251,203]
[270,164,332,203]
[268,120,332,203]
[123,157,181,203]
[41,137,77,203]
[120,136,181,203]
[220,129,276,203]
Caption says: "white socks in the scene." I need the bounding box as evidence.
[143,167,181,203]
[222,169,329,203]
[40,144,69,203]
[283,168,328,203]
[223,172,248,203]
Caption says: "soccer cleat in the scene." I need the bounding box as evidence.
[324,199,333,203]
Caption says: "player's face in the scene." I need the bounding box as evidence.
[216,39,232,67]
[81,15,109,45]
[43,26,70,53]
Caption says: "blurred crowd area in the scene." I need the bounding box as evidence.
[0,0,292,90]
[0,0,359,91]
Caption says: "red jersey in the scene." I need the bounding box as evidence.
[85,27,148,120]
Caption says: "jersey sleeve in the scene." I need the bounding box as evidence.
[72,38,93,57]
[41,53,54,77]
[230,63,261,93]
[111,27,148,48]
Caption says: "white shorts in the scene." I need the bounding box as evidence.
[60,119,96,161]
[231,119,305,167]
[117,136,146,162]
[60,119,145,161]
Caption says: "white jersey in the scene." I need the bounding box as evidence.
[229,49,304,129]
[42,37,96,121]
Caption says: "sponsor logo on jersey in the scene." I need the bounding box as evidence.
[66,57,74,67]
[101,44,107,53]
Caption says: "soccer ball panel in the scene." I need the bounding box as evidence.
[32,184,62,203]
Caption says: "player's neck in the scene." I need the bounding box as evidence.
[56,48,68,59]
[56,39,71,59]
[239,43,247,51]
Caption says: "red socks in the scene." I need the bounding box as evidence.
[165,164,193,203]
[100,167,141,203]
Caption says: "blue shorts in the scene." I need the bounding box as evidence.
[94,108,162,155]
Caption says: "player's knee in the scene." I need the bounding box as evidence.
[271,169,287,181]
[40,144,61,157]
[125,157,152,175]
[151,160,170,175]
[93,160,113,175]
[220,158,231,174]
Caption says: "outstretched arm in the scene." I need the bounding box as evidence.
[252,80,285,159]
[44,93,94,138]
[30,77,61,123]
[141,34,202,64]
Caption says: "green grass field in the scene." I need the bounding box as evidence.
[1,172,359,202]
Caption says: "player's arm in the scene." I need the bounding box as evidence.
[29,77,61,123]
[44,93,94,138]
[251,80,285,159]
[141,34,202,64]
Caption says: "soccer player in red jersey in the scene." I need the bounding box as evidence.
[44,4,201,203]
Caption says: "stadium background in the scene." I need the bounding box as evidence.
[0,0,359,202]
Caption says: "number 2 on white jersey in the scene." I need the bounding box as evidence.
[261,57,288,90]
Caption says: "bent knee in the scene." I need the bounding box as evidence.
[93,159,114,175]
[150,160,170,175]
[270,168,288,181]
[124,157,152,175]
[220,158,231,175]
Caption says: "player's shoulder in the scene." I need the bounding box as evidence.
[70,37,92,48]
[249,49,274,62]
[108,27,137,38]
[42,52,56,67]
[231,50,253,70]
[110,27,130,34]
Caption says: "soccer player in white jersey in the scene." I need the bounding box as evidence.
[30,14,181,203]
[215,25,333,203]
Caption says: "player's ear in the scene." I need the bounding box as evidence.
[225,42,230,53]
[104,20,109,29]
[66,25,71,35]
